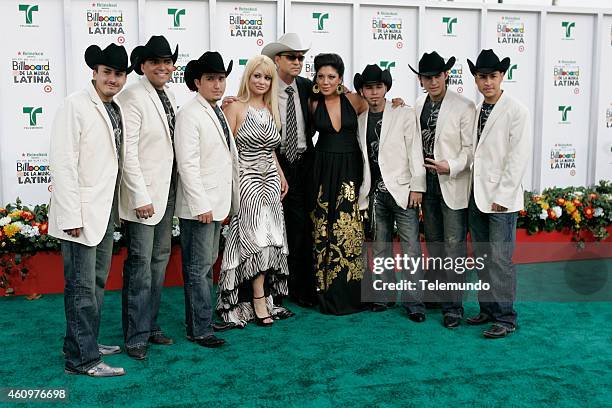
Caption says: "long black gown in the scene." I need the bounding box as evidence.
[310,93,366,315]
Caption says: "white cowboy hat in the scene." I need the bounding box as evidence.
[261,33,310,59]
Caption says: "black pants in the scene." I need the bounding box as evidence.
[279,153,317,304]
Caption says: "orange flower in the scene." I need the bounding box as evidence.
[556,198,566,205]
[39,222,48,235]
[3,224,20,238]
[547,209,557,220]
[20,211,34,221]
[0,208,6,215]
[583,206,594,219]
[519,210,527,217]
[572,198,582,207]
[589,193,598,200]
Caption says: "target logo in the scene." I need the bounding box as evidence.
[256,39,263,46]
[574,88,580,95]
[457,87,463,93]
[519,45,525,52]
[117,36,125,44]
[570,170,576,176]
[396,42,403,49]
[44,85,52,93]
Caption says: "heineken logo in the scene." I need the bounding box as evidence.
[558,105,572,122]
[562,21,575,39]
[167,8,185,28]
[312,12,329,31]
[23,106,43,127]
[442,17,457,35]
[19,4,38,25]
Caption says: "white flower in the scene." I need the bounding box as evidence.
[0,216,11,226]
[171,224,180,237]
[594,207,604,217]
[552,206,562,218]
[20,224,40,238]
[113,231,122,242]
[574,191,584,197]
[12,221,24,229]
[539,209,549,220]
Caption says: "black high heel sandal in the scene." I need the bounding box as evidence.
[252,295,273,327]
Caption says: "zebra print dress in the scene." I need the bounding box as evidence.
[217,105,289,325]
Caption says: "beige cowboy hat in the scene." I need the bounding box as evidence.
[261,33,310,59]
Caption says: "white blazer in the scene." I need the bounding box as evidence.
[48,82,125,247]
[117,77,176,225]
[415,90,476,210]
[174,93,240,221]
[471,92,532,213]
[357,102,426,210]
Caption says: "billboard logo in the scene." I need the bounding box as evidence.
[372,12,403,41]
[12,52,52,84]
[550,144,576,170]
[229,7,263,37]
[15,152,51,185]
[442,17,457,35]
[497,16,525,45]
[562,21,575,39]
[379,61,395,73]
[167,8,185,28]
[558,105,572,123]
[448,64,463,86]
[507,64,518,81]
[19,4,38,25]
[23,106,43,127]
[312,12,329,31]
[554,63,580,87]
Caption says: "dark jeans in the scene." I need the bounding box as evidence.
[179,219,221,339]
[468,193,518,329]
[122,184,175,348]
[422,173,468,317]
[279,153,317,304]
[372,189,424,314]
[62,210,115,373]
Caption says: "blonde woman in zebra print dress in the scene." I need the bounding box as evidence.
[217,55,291,326]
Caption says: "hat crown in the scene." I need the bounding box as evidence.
[419,52,446,72]
[476,49,501,68]
[144,35,173,55]
[85,43,130,72]
[199,51,226,73]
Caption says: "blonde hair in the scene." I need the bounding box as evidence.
[236,55,281,130]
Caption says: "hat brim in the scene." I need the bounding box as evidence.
[261,42,310,59]
[132,44,179,75]
[184,59,233,92]
[353,71,392,93]
[468,57,511,75]
[85,44,133,74]
[409,56,456,77]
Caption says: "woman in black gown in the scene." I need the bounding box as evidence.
[309,53,369,315]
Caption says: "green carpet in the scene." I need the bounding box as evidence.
[1,260,611,407]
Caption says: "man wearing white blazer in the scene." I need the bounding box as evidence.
[410,52,476,329]
[355,65,427,320]
[174,52,239,348]
[466,49,532,339]
[49,43,132,377]
[117,36,179,360]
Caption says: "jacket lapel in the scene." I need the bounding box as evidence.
[198,94,229,149]
[434,91,451,141]
[378,100,393,149]
[477,92,507,145]
[142,78,172,140]
[88,82,118,160]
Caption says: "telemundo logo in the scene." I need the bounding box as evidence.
[507,64,518,81]
[562,21,575,39]
[379,61,396,74]
[19,4,38,25]
[23,106,43,127]
[168,8,185,28]
[558,105,572,123]
[442,17,457,35]
[312,12,329,31]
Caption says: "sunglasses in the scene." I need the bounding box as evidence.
[280,54,305,62]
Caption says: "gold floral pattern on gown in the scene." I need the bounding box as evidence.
[312,181,364,292]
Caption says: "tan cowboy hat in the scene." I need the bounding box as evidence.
[261,33,310,59]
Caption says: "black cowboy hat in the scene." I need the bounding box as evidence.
[130,35,179,75]
[85,43,133,73]
[184,51,233,92]
[353,64,392,92]
[467,49,511,75]
[409,51,456,76]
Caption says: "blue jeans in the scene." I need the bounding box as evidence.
[62,210,115,373]
[468,193,518,329]
[122,184,175,349]
[422,173,468,317]
[372,190,424,314]
[179,219,221,339]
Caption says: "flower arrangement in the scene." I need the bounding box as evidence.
[518,180,612,241]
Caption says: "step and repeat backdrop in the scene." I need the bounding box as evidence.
[0,0,610,205]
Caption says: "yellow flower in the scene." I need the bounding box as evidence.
[540,202,550,210]
[9,210,21,219]
[3,223,20,238]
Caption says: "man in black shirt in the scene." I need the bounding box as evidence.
[355,65,426,321]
